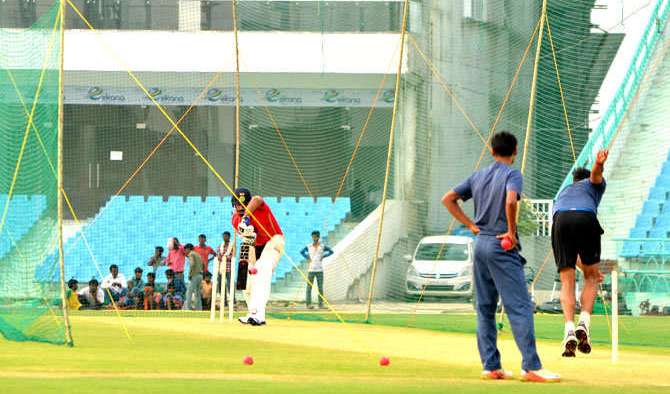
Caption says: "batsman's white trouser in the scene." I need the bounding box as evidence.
[248,235,285,322]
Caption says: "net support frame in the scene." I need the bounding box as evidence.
[611,264,619,363]
[57,0,74,347]
[229,0,242,323]
[364,0,410,323]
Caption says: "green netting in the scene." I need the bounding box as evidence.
[1,0,667,350]
[0,2,65,344]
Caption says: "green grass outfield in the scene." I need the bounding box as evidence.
[270,312,670,349]
[0,314,668,393]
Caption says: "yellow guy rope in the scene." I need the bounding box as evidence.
[66,0,345,323]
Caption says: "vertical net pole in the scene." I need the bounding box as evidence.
[521,0,548,175]
[611,264,619,363]
[58,0,73,346]
[499,2,546,328]
[228,0,242,322]
[233,0,241,190]
[364,0,410,323]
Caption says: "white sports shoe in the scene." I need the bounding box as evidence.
[248,317,266,326]
[575,322,591,354]
[562,330,578,357]
[520,369,561,383]
[238,316,250,325]
[481,369,513,380]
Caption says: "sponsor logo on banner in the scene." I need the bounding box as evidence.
[265,88,302,104]
[144,87,185,104]
[88,86,125,102]
[321,89,361,105]
[207,88,237,104]
[382,89,395,104]
[64,86,392,107]
[87,86,103,100]
[148,87,162,98]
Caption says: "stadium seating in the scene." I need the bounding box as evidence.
[623,151,670,257]
[0,195,47,259]
[36,196,350,284]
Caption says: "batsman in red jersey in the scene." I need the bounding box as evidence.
[231,188,285,326]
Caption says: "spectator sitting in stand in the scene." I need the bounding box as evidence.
[143,272,162,310]
[162,283,183,310]
[201,272,213,310]
[165,269,186,298]
[128,267,144,298]
[78,279,104,310]
[101,264,127,302]
[66,278,81,310]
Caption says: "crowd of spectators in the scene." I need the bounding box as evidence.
[64,230,334,311]
[66,233,224,311]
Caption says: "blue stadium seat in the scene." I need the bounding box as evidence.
[299,197,316,208]
[642,200,662,215]
[648,228,668,238]
[168,196,184,204]
[187,196,203,205]
[206,196,222,204]
[649,187,669,201]
[316,196,333,205]
[264,197,279,206]
[0,194,47,259]
[35,195,351,285]
[629,228,648,238]
[148,195,163,203]
[635,214,655,228]
[620,241,642,258]
[656,176,670,188]
[655,216,670,229]
[280,197,299,212]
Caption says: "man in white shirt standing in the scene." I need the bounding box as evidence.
[101,264,128,302]
[300,231,334,309]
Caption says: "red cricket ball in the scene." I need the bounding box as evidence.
[500,237,513,251]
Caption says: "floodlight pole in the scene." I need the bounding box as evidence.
[58,0,74,347]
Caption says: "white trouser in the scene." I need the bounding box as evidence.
[248,235,285,322]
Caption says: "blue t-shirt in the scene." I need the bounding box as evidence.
[453,161,523,236]
[553,178,606,215]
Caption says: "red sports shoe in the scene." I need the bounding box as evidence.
[520,369,561,383]
[481,369,513,380]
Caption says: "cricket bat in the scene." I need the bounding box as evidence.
[236,224,257,290]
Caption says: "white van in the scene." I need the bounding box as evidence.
[405,235,474,300]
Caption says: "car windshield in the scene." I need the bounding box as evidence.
[415,243,469,261]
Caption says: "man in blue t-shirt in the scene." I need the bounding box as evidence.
[552,149,608,358]
[443,131,559,383]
